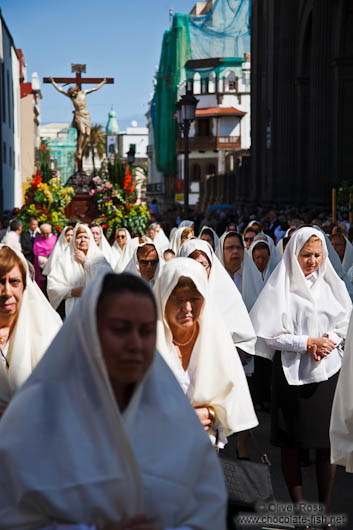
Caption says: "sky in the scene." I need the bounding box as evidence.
[0,0,195,132]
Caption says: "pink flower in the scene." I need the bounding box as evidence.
[89,189,96,196]
[92,176,102,185]
[105,182,113,189]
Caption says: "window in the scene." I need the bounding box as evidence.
[197,118,210,137]
[225,71,236,92]
[193,72,201,95]
[209,72,216,93]
[201,77,208,94]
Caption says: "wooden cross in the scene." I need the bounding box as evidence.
[43,64,114,89]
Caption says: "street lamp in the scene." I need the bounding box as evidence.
[176,90,198,217]
[127,146,135,166]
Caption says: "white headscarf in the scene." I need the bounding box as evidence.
[179,220,194,228]
[47,224,111,315]
[276,228,293,255]
[0,271,226,528]
[250,227,352,385]
[152,226,170,251]
[216,232,264,311]
[0,245,62,408]
[154,258,258,438]
[93,225,115,267]
[198,225,220,249]
[330,312,353,472]
[110,228,132,269]
[124,242,164,286]
[341,236,353,273]
[42,225,72,277]
[179,239,256,355]
[248,237,281,283]
[170,226,193,254]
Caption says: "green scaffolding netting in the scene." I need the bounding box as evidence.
[153,0,250,176]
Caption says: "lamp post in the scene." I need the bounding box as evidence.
[176,90,198,218]
[127,146,135,166]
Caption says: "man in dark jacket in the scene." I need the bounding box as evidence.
[20,217,39,264]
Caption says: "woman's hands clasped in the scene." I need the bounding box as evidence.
[307,334,336,361]
[194,406,212,430]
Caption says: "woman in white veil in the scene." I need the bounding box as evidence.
[154,258,258,448]
[0,245,61,413]
[248,237,281,283]
[47,224,110,316]
[250,227,352,509]
[0,271,227,529]
[178,238,256,357]
[110,227,132,269]
[42,225,73,277]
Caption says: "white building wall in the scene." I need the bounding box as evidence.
[119,127,148,160]
[11,47,22,207]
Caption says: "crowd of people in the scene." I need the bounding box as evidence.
[0,206,353,529]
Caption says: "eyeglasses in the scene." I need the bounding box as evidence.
[244,237,254,242]
[224,245,243,252]
[139,259,158,266]
[116,235,126,239]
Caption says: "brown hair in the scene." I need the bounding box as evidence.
[224,231,244,248]
[75,225,89,237]
[189,249,212,268]
[181,227,194,239]
[0,246,27,289]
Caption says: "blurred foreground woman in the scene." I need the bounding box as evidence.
[0,272,226,530]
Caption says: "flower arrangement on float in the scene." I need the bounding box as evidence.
[17,169,75,233]
[90,164,150,238]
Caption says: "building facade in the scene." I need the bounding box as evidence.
[251,0,353,207]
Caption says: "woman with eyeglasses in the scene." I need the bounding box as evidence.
[111,228,131,269]
[243,227,257,250]
[124,242,164,286]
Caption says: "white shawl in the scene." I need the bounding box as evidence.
[47,224,111,315]
[110,228,132,269]
[42,226,71,277]
[0,272,226,529]
[216,232,263,311]
[154,258,258,437]
[95,225,115,267]
[170,226,192,254]
[198,225,220,249]
[250,227,352,385]
[330,312,353,472]
[248,237,281,283]
[0,245,62,408]
[342,236,353,274]
[124,242,164,286]
[179,239,256,355]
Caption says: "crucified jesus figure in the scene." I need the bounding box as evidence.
[49,77,107,169]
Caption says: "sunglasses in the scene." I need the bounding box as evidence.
[139,259,158,266]
[244,237,254,242]
[116,235,126,239]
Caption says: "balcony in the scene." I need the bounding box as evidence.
[176,135,240,152]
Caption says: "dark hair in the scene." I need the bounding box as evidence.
[224,231,244,248]
[97,273,157,318]
[163,249,175,257]
[252,242,270,255]
[200,228,214,242]
[9,219,22,231]
[89,222,100,229]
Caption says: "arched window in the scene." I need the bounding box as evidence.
[193,72,201,94]
[226,71,236,92]
[201,76,208,94]
[209,72,216,93]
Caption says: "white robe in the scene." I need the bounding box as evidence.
[154,257,258,442]
[248,237,281,283]
[0,245,62,408]
[110,228,132,269]
[0,271,227,529]
[42,226,71,277]
[178,239,256,355]
[250,227,352,385]
[47,224,111,315]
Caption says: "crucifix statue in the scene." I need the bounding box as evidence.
[43,65,114,171]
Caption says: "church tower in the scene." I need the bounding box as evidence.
[105,108,119,156]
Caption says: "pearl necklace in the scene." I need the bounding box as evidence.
[172,325,197,347]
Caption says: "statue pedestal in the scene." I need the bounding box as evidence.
[65,170,98,223]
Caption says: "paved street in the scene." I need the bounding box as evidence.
[222,410,353,529]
